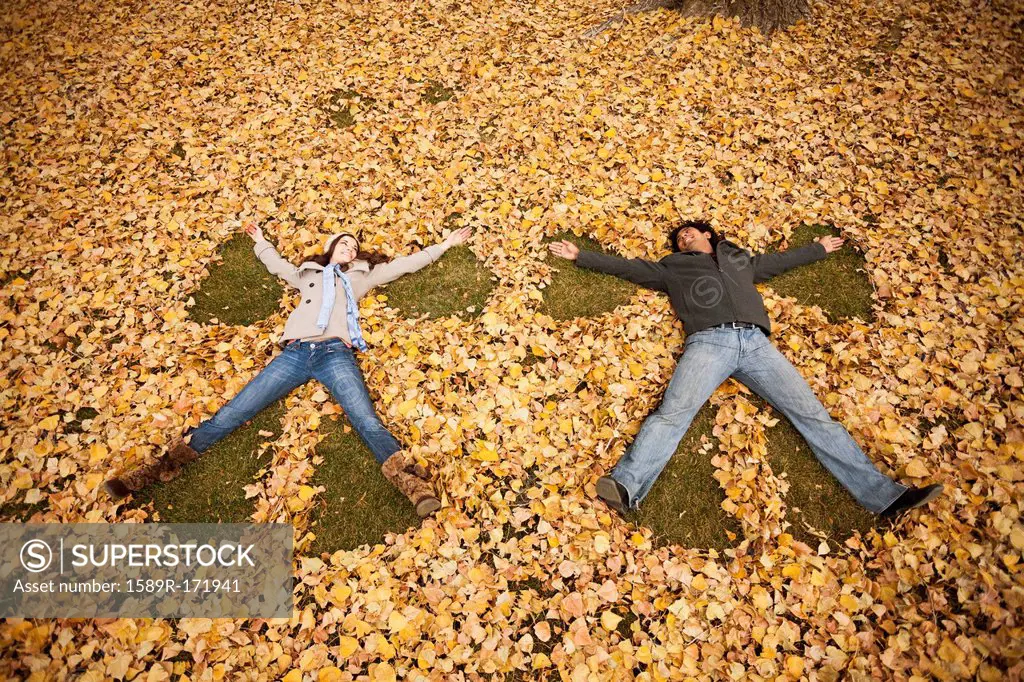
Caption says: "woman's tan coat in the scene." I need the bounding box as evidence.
[253,237,447,347]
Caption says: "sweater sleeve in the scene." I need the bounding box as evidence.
[750,242,827,283]
[575,250,669,292]
[253,238,303,289]
[363,243,447,289]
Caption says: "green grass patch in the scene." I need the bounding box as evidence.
[131,402,286,522]
[876,15,908,51]
[422,80,456,104]
[379,245,493,319]
[626,404,742,550]
[506,575,557,599]
[763,409,877,545]
[0,498,48,522]
[0,266,34,290]
[540,232,641,320]
[188,233,284,326]
[306,415,423,555]
[766,223,875,322]
[64,406,99,434]
[319,89,372,129]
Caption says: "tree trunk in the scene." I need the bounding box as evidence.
[584,0,810,37]
[675,0,810,33]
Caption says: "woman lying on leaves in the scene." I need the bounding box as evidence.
[104,221,473,518]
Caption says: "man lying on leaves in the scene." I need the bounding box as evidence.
[549,220,943,520]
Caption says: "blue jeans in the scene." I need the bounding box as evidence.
[610,326,907,514]
[184,338,401,464]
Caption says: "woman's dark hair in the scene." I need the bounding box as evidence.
[301,233,389,269]
[669,220,721,252]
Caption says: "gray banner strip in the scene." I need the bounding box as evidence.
[0,524,293,618]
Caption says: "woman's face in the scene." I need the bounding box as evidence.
[330,236,359,265]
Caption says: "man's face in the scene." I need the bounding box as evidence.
[330,236,359,265]
[677,227,712,253]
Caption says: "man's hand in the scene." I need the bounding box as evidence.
[548,240,580,261]
[243,222,265,243]
[817,236,844,253]
[443,226,472,248]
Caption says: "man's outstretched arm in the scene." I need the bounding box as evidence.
[548,240,669,292]
[750,236,843,283]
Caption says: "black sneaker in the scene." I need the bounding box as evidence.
[880,483,944,518]
[596,476,630,515]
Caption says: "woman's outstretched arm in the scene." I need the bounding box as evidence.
[364,226,472,289]
[245,222,303,289]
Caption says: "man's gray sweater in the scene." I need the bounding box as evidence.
[576,240,827,336]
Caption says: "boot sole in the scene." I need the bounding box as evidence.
[907,484,944,511]
[596,476,628,515]
[883,484,944,518]
[416,497,441,518]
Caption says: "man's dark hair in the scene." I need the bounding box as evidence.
[669,220,721,252]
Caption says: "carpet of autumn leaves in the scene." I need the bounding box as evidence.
[1,0,1023,678]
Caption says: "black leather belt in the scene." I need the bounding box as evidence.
[710,322,759,330]
[286,337,351,347]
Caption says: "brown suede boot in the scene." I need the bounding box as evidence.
[104,438,200,500]
[381,452,441,518]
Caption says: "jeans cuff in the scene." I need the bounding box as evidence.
[377,445,402,465]
[875,482,910,514]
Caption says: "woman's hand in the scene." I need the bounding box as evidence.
[548,240,579,261]
[816,235,845,253]
[443,226,472,248]
[243,222,265,243]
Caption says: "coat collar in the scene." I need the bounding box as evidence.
[297,259,372,274]
[661,240,742,262]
